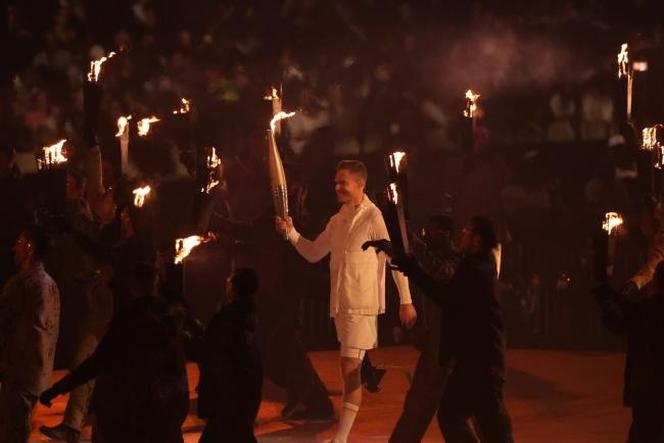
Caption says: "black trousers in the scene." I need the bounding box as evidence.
[438,368,513,443]
[200,415,257,443]
[627,399,664,443]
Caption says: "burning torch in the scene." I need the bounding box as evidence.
[616,44,648,121]
[132,185,151,208]
[464,89,481,132]
[88,51,116,83]
[36,139,68,171]
[137,116,161,137]
[116,115,132,174]
[268,111,296,238]
[264,86,283,135]
[384,150,411,256]
[641,124,664,169]
[174,233,216,264]
[201,147,222,194]
[595,211,624,282]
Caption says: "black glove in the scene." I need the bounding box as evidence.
[362,239,393,257]
[390,253,419,277]
[39,386,60,407]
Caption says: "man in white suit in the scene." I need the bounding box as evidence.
[277,160,416,443]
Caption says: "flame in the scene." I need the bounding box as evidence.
[115,115,132,137]
[263,87,279,101]
[270,111,296,132]
[174,234,214,264]
[617,43,629,78]
[172,98,191,114]
[642,125,663,151]
[137,116,161,136]
[388,182,399,205]
[202,180,220,194]
[464,89,480,118]
[88,51,116,82]
[132,185,151,207]
[207,147,221,169]
[389,151,407,174]
[38,139,68,169]
[201,147,222,194]
[603,212,624,235]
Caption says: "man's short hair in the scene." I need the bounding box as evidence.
[336,160,368,182]
[469,216,498,252]
[231,268,259,299]
[22,224,53,261]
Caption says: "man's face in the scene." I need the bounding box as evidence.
[13,233,32,265]
[458,223,477,255]
[334,169,365,204]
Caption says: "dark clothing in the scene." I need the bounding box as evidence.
[198,298,262,443]
[49,296,189,443]
[403,251,513,443]
[595,284,664,442]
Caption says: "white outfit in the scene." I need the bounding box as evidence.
[288,194,412,350]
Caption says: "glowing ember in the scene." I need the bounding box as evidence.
[38,139,68,169]
[174,234,214,264]
[617,43,629,78]
[388,182,399,205]
[132,185,151,208]
[137,116,161,136]
[88,51,116,82]
[464,89,480,118]
[603,212,624,235]
[115,115,132,137]
[172,98,191,114]
[270,111,296,132]
[389,151,407,174]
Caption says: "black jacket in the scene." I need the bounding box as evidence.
[404,251,506,378]
[197,297,262,419]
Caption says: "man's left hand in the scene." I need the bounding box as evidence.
[399,304,417,330]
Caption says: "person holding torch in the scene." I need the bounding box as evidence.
[276,160,417,443]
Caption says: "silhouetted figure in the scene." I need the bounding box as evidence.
[40,263,189,443]
[595,262,664,443]
[197,268,262,443]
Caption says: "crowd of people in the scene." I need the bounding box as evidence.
[1,0,664,442]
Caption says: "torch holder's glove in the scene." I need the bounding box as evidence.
[390,253,419,277]
[39,385,62,407]
[362,239,393,257]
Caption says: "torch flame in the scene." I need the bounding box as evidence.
[603,212,624,235]
[270,111,296,132]
[389,151,407,174]
[201,147,222,194]
[464,89,480,118]
[207,147,221,169]
[172,98,191,114]
[88,51,116,83]
[174,234,215,264]
[39,139,68,169]
[115,115,132,137]
[642,125,663,151]
[617,43,630,78]
[264,87,279,101]
[132,185,151,208]
[137,116,161,136]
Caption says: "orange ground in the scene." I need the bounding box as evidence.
[31,346,630,442]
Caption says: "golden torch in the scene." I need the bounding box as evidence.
[268,111,296,237]
[88,51,116,83]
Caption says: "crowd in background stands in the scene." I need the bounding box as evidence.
[5,0,664,348]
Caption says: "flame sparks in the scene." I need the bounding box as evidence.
[132,185,151,208]
[88,51,116,83]
[642,125,663,151]
[137,116,161,136]
[464,89,480,118]
[115,115,132,137]
[270,111,296,132]
[264,87,279,101]
[617,43,629,78]
[201,147,222,194]
[38,139,68,170]
[172,98,191,115]
[389,151,407,174]
[603,212,624,235]
[174,234,215,264]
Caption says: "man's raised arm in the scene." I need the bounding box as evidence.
[276,216,332,263]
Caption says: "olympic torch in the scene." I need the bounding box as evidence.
[268,111,296,238]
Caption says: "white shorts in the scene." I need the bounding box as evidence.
[334,313,378,358]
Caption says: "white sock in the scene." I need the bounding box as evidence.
[334,402,359,443]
